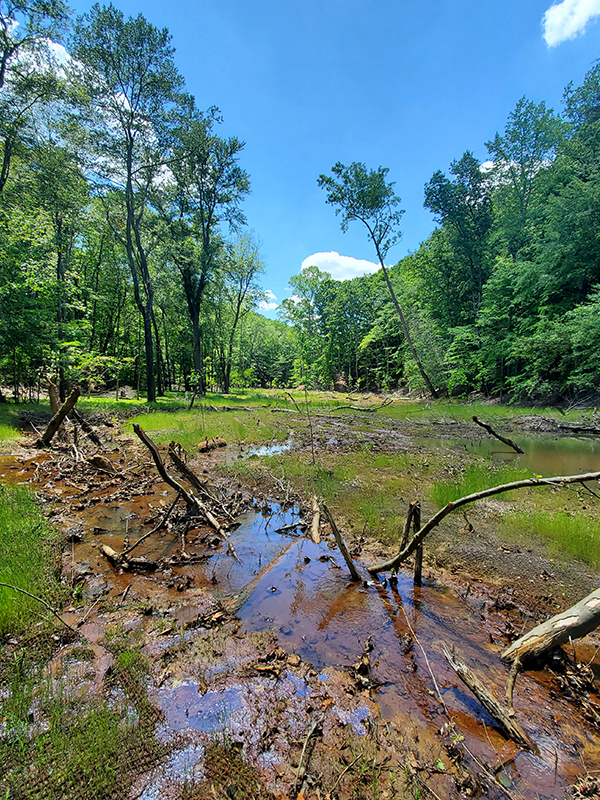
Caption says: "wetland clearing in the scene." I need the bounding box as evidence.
[1,391,600,799]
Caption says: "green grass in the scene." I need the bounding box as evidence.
[0,621,164,800]
[229,449,419,541]
[128,405,289,452]
[0,484,64,635]
[501,510,600,569]
[430,463,533,508]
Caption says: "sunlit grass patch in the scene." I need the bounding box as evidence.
[430,463,533,509]
[127,406,288,452]
[0,484,63,635]
[501,511,600,569]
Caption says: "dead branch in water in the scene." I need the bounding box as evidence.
[122,490,182,557]
[502,587,600,664]
[133,424,197,510]
[368,470,600,575]
[442,644,533,750]
[472,416,524,454]
[322,505,362,582]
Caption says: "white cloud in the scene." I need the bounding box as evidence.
[543,0,600,47]
[301,251,381,281]
[258,289,278,311]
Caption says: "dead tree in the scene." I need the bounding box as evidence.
[502,587,600,664]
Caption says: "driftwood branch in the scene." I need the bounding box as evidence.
[322,505,362,582]
[502,587,600,663]
[37,386,81,447]
[133,424,197,510]
[330,398,393,412]
[0,582,75,631]
[413,503,423,586]
[71,408,102,448]
[310,495,321,543]
[472,416,524,454]
[442,644,532,749]
[368,471,600,575]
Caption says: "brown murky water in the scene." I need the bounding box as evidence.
[3,447,600,797]
[415,433,600,475]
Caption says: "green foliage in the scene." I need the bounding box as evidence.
[501,510,600,568]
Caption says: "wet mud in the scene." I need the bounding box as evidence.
[2,422,600,798]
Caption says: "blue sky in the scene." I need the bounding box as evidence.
[68,0,600,314]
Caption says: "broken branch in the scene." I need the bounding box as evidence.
[472,416,524,454]
[442,644,532,749]
[322,504,362,582]
[502,587,600,664]
[368,471,600,575]
[37,386,81,447]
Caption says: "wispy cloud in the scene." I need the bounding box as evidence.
[301,251,380,281]
[543,0,600,47]
[258,289,278,311]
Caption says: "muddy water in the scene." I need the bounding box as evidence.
[237,537,600,797]
[3,451,600,796]
[415,433,600,476]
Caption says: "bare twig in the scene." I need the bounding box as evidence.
[472,416,524,454]
[0,582,74,631]
[322,505,362,582]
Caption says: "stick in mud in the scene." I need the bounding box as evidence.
[311,495,321,543]
[472,416,524,454]
[413,503,423,587]
[442,644,533,750]
[322,504,362,582]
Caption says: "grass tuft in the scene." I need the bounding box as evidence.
[0,484,63,635]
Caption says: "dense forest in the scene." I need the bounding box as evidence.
[3,0,600,403]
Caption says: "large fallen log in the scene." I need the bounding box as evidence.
[368,471,600,575]
[36,386,81,447]
[502,587,600,663]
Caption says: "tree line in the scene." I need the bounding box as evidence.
[0,0,296,403]
[285,63,600,402]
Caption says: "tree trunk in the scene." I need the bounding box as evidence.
[37,386,81,446]
[374,249,439,399]
[502,587,600,664]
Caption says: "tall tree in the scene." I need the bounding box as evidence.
[486,97,566,258]
[318,162,438,397]
[0,0,70,194]
[424,151,493,320]
[158,108,250,394]
[73,3,184,402]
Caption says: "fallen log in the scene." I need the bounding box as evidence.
[502,587,600,664]
[472,416,524,454]
[442,644,533,749]
[368,470,600,575]
[36,386,81,447]
[322,504,362,582]
[133,424,197,511]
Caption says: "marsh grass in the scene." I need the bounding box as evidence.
[0,484,64,635]
[129,406,288,452]
[501,511,600,569]
[430,464,533,508]
[230,450,419,541]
